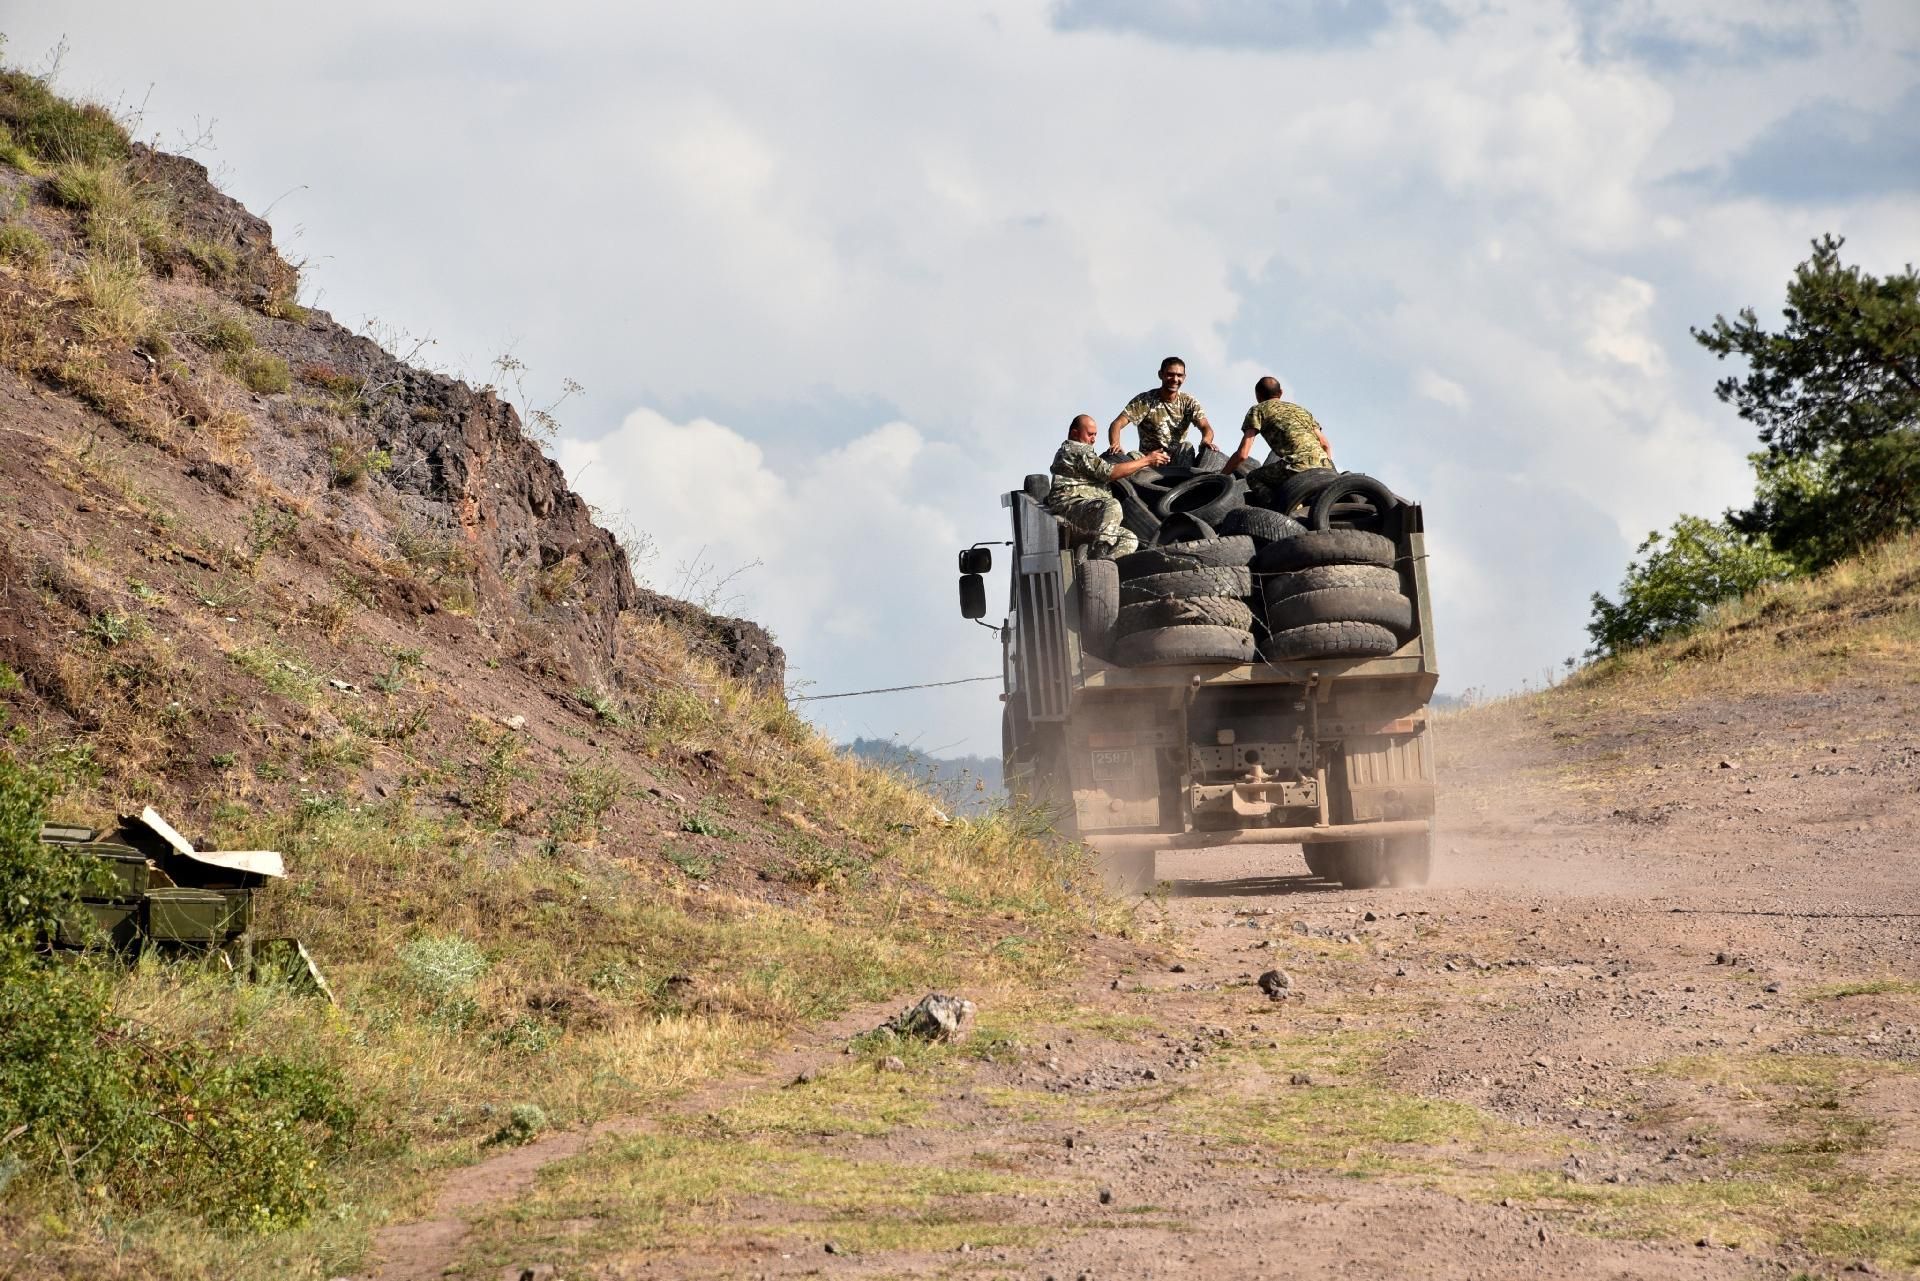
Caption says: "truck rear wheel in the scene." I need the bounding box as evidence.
[1323,838,1388,889]
[1302,846,1335,879]
[1383,831,1432,887]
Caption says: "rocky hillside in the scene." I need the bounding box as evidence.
[0,66,1100,1281]
[0,105,785,820]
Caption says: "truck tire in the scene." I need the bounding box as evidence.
[1112,478,1162,543]
[1323,501,1382,532]
[1264,563,1401,601]
[1114,595,1253,638]
[1219,507,1306,544]
[1120,566,1253,605]
[1323,838,1388,889]
[1255,529,1395,574]
[1116,535,1255,579]
[1267,468,1340,515]
[1112,624,1256,667]
[1267,587,1414,637]
[1302,846,1335,879]
[1153,473,1242,525]
[1023,473,1051,502]
[1263,620,1400,661]
[1153,513,1217,545]
[1308,473,1404,532]
[1078,559,1119,658]
[1384,829,1432,887]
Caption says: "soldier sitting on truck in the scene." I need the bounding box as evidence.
[1050,415,1170,558]
[1222,376,1334,499]
[1108,356,1213,465]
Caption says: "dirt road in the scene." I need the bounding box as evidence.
[377,682,1920,1280]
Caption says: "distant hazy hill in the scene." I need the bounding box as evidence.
[841,738,1004,814]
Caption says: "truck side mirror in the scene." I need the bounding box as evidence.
[958,574,987,620]
[958,547,993,575]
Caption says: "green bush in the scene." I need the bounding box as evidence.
[328,441,394,487]
[399,932,489,997]
[0,221,47,268]
[181,237,239,280]
[229,349,290,394]
[1586,515,1794,657]
[0,121,40,173]
[0,746,360,1232]
[0,69,129,166]
[195,307,256,354]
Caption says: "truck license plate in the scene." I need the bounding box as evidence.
[1091,749,1134,782]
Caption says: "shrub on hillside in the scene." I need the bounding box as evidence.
[0,67,129,167]
[1586,515,1793,657]
[0,746,361,1232]
[0,221,48,269]
[230,349,291,394]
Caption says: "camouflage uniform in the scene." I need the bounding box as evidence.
[1241,400,1332,494]
[1046,439,1138,558]
[1122,390,1206,455]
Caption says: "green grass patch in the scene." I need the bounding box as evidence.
[458,1131,1052,1272]
[227,348,291,394]
[0,220,48,268]
[0,68,129,166]
[228,642,323,703]
[686,1056,947,1139]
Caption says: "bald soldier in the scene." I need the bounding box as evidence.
[1223,376,1335,498]
[1109,356,1213,464]
[1048,415,1170,558]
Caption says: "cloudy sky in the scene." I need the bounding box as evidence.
[7,2,1917,756]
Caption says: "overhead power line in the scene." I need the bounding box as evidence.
[792,674,1001,703]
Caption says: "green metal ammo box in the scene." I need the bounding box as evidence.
[145,887,246,943]
[77,843,151,900]
[55,901,139,948]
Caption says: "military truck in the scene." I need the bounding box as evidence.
[957,468,1438,891]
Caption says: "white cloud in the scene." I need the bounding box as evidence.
[11,0,1917,752]
[1415,371,1471,412]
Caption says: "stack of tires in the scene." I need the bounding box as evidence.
[1069,463,1417,667]
[1082,536,1258,666]
[1256,530,1414,661]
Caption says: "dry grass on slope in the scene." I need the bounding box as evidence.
[1567,533,1920,711]
[0,66,1122,1281]
[5,615,1123,1281]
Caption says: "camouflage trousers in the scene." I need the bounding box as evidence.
[1246,459,1307,502]
[1051,494,1138,559]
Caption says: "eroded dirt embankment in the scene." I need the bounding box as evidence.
[357,677,1920,1280]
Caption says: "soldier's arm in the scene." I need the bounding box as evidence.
[1194,408,1214,448]
[1110,448,1169,480]
[1316,428,1334,464]
[1107,410,1131,452]
[1224,418,1258,472]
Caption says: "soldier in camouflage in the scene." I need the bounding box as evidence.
[1109,357,1213,464]
[1048,415,1170,558]
[1223,376,1335,498]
